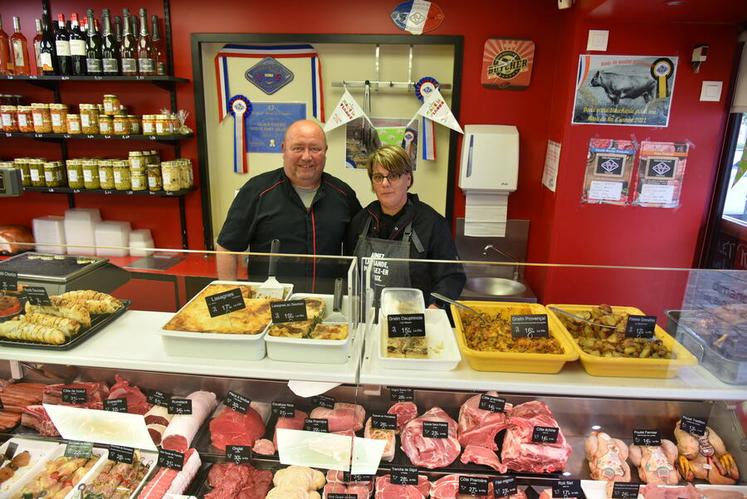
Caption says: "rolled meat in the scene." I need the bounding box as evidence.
[161,391,217,452]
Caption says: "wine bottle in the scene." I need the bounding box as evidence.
[0,16,11,75]
[10,17,30,75]
[33,19,43,75]
[54,14,71,75]
[151,15,166,75]
[85,9,102,75]
[101,9,119,75]
[136,8,153,75]
[68,12,86,75]
[114,15,122,44]
[39,17,56,75]
[120,8,136,75]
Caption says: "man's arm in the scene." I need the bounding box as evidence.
[216,243,241,280]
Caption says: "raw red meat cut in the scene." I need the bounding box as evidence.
[457,392,511,450]
[500,401,571,473]
[252,438,275,455]
[144,405,172,426]
[639,484,700,499]
[273,409,308,445]
[388,401,418,433]
[209,406,266,451]
[375,474,430,499]
[203,462,273,499]
[460,444,507,472]
[138,448,201,498]
[364,417,395,461]
[42,381,109,409]
[20,404,59,436]
[161,391,217,452]
[401,406,461,469]
[107,374,152,415]
[148,423,167,445]
[309,402,365,433]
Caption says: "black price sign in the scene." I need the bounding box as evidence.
[625,315,657,339]
[270,300,308,323]
[423,421,449,439]
[390,387,414,402]
[0,270,17,292]
[272,401,295,418]
[459,476,489,495]
[313,395,335,409]
[532,426,559,444]
[148,390,169,407]
[205,288,245,318]
[494,476,518,497]
[62,388,88,404]
[304,418,329,433]
[479,394,506,413]
[328,495,357,499]
[372,413,397,430]
[611,483,640,499]
[158,449,184,471]
[64,441,93,459]
[553,480,582,498]
[224,391,251,414]
[633,429,661,446]
[109,445,135,464]
[511,314,549,339]
[387,313,426,338]
[391,465,418,485]
[226,445,252,464]
[680,415,707,436]
[168,398,192,415]
[104,398,128,413]
[24,286,51,306]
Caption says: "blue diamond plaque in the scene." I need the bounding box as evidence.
[244,57,295,95]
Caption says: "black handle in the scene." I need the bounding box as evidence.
[333,277,343,312]
[268,239,280,277]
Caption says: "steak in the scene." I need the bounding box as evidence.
[43,381,109,409]
[460,444,506,472]
[21,404,58,436]
[457,392,511,450]
[388,401,418,433]
[204,462,273,499]
[401,407,461,469]
[500,401,571,473]
[209,406,266,451]
[375,474,430,499]
[273,409,308,446]
[107,374,152,415]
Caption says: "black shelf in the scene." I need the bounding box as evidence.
[0,75,188,82]
[2,132,192,142]
[24,186,194,197]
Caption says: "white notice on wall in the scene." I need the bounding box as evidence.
[542,140,561,192]
[638,184,675,205]
[588,180,623,201]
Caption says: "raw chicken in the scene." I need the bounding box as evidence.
[674,421,740,484]
[584,430,631,481]
[628,439,680,485]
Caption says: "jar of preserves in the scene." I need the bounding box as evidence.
[98,159,115,189]
[155,114,171,135]
[82,159,101,189]
[16,105,33,132]
[13,158,31,186]
[147,164,162,191]
[128,151,146,170]
[113,114,131,135]
[43,161,65,187]
[28,159,46,187]
[147,150,160,165]
[180,159,194,188]
[79,104,99,134]
[65,159,84,189]
[0,105,17,132]
[49,103,68,133]
[128,115,141,134]
[170,113,181,134]
[31,103,52,133]
[161,160,181,192]
[98,115,113,135]
[131,170,147,191]
[142,115,155,135]
[113,160,132,191]
[103,94,120,115]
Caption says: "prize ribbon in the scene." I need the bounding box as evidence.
[415,77,439,160]
[229,95,252,174]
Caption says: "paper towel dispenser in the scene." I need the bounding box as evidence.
[459,125,519,192]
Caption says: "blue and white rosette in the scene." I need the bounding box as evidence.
[229,95,252,174]
[415,76,439,161]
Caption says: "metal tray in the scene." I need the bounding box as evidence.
[0,252,107,283]
[0,299,130,350]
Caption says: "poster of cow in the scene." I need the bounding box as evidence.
[572,54,678,127]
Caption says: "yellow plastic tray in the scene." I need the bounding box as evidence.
[547,304,698,378]
[451,301,578,374]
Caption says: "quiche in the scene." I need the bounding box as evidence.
[310,323,348,341]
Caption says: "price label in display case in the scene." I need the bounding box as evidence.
[205,288,245,317]
[224,391,251,414]
[109,445,135,464]
[270,300,308,323]
[312,395,335,409]
[303,418,329,433]
[62,388,88,404]
[625,315,656,339]
[532,426,559,444]
[0,271,17,291]
[390,387,414,402]
[479,394,506,413]
[272,401,295,417]
[168,398,193,415]
[423,421,449,439]
[387,313,426,338]
[148,390,170,407]
[511,314,549,339]
[391,465,418,485]
[493,476,518,497]
[158,449,184,471]
[64,441,93,459]
[633,429,661,446]
[612,483,640,499]
[459,476,489,495]
[226,445,252,464]
[24,286,51,306]
[553,480,582,498]
[680,415,707,436]
[372,413,397,430]
[104,398,128,413]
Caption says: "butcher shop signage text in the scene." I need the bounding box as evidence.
[624,315,656,339]
[158,449,184,470]
[494,476,518,497]
[225,391,251,414]
[459,476,489,495]
[24,286,51,306]
[680,415,707,436]
[387,313,426,338]
[226,444,253,464]
[391,465,418,485]
[633,429,661,446]
[0,270,17,291]
[612,482,640,499]
[271,300,308,323]
[511,314,549,339]
[532,426,559,443]
[479,394,506,413]
[553,480,583,498]
[390,387,415,402]
[109,445,135,464]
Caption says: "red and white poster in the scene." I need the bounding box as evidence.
[631,141,689,208]
[481,38,535,89]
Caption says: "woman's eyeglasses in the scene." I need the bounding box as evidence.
[372,173,403,184]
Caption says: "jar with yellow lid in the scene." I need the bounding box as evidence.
[0,105,17,132]
[16,106,33,132]
[128,151,146,170]
[66,114,81,134]
[112,160,131,191]
[103,94,120,115]
[161,160,181,192]
[43,161,65,187]
[31,103,52,133]
[28,159,45,187]
[113,114,131,135]
[98,115,113,135]
[13,158,31,186]
[155,114,171,135]
[81,159,101,189]
[128,115,141,135]
[98,159,115,189]
[79,104,99,134]
[130,170,147,191]
[65,159,84,189]
[147,164,162,191]
[49,103,68,133]
[142,115,155,135]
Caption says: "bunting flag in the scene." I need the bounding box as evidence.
[733,146,747,187]
[415,77,439,160]
[324,88,372,132]
[412,86,462,134]
[229,95,252,174]
[215,44,324,122]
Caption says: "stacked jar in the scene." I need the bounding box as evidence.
[66,159,84,189]
[31,104,52,133]
[13,158,30,186]
[128,151,147,191]
[16,106,33,132]
[43,161,66,187]
[27,158,46,187]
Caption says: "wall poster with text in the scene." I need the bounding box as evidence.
[631,141,689,208]
[572,54,678,127]
[582,138,636,205]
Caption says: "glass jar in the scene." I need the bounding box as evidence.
[98,115,113,135]
[65,159,84,189]
[16,106,33,132]
[131,170,147,191]
[113,115,131,135]
[113,160,132,191]
[13,158,30,186]
[161,160,181,192]
[155,114,170,135]
[66,113,82,134]
[0,105,17,132]
[43,161,65,187]
[31,103,52,133]
[147,164,162,191]
[128,151,146,170]
[81,158,101,189]
[142,115,155,135]
[128,115,141,135]
[49,103,68,133]
[103,94,120,115]
[179,159,194,188]
[28,159,46,187]
[79,104,99,134]
[147,150,160,165]
[170,113,181,134]
[98,159,115,189]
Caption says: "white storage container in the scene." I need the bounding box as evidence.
[63,208,101,255]
[129,228,154,257]
[0,438,60,497]
[32,215,66,254]
[94,220,131,257]
[380,287,425,317]
[265,322,352,364]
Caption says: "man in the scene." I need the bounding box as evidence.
[216,120,361,291]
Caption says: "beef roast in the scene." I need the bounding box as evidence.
[204,462,273,499]
[460,444,507,472]
[375,474,430,499]
[209,406,266,451]
[309,402,365,433]
[107,374,152,415]
[388,401,418,433]
[401,407,461,469]
[21,404,58,436]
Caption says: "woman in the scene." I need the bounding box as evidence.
[346,145,465,308]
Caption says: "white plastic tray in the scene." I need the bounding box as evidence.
[0,438,61,498]
[288,292,352,322]
[265,322,353,364]
[377,308,461,371]
[73,449,158,499]
[380,287,425,317]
